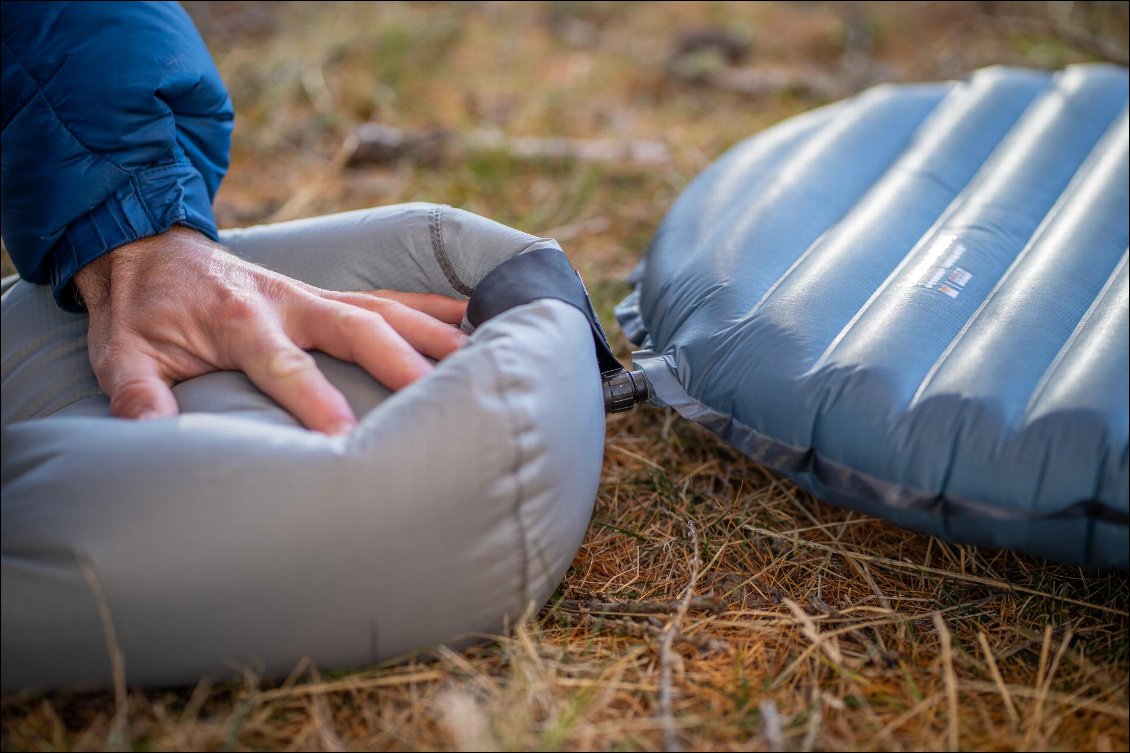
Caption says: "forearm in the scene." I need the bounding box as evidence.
[0,1,233,309]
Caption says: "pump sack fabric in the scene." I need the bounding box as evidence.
[1,204,605,691]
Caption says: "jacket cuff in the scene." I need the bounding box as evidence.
[49,163,221,312]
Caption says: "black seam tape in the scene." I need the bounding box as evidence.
[467,247,623,376]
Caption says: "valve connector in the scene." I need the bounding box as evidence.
[602,369,649,413]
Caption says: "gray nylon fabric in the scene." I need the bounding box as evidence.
[617,65,1129,569]
[1,204,604,691]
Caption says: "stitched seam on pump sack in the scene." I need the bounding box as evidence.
[430,205,474,296]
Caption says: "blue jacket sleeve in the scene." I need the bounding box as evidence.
[1,1,234,311]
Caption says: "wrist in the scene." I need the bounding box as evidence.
[73,226,212,310]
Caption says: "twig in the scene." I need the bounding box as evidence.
[933,613,959,752]
[961,680,1128,719]
[1027,624,1054,748]
[606,443,666,470]
[744,525,1129,617]
[559,594,724,616]
[977,631,1019,726]
[809,595,896,669]
[222,694,257,751]
[78,553,129,753]
[783,598,843,666]
[659,520,702,753]
[348,123,671,168]
[1025,626,1075,748]
[555,609,729,654]
[850,557,891,612]
[251,669,445,703]
[305,664,345,752]
[1041,628,1075,704]
[471,129,671,165]
[180,677,214,728]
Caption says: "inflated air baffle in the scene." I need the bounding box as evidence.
[617,65,1129,570]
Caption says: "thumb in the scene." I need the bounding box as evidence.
[103,360,180,420]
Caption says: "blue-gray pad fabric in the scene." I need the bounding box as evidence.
[617,65,1129,569]
[2,204,604,691]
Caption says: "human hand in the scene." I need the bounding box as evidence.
[73,226,468,434]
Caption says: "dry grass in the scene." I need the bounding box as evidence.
[3,2,1128,750]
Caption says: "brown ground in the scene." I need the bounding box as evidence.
[2,2,1128,750]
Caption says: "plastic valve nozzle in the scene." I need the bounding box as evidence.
[602,369,649,413]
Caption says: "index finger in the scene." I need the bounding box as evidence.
[346,290,468,326]
[234,324,357,435]
[292,298,434,392]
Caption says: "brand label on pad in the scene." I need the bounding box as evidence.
[911,235,974,298]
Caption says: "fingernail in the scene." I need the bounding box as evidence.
[330,420,356,436]
[138,410,161,421]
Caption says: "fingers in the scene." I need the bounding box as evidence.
[80,234,470,436]
[293,298,436,391]
[98,356,180,421]
[233,323,358,435]
[325,292,468,360]
[345,289,468,326]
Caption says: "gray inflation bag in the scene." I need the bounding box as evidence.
[1,204,608,692]
[617,65,1129,570]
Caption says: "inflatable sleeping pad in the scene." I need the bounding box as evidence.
[617,64,1129,570]
[1,204,619,692]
